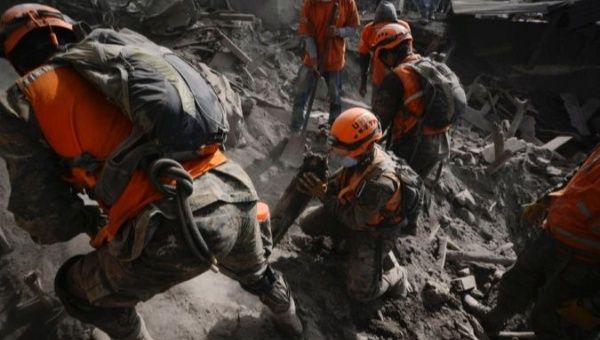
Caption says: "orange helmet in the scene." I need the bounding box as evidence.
[0,3,73,58]
[329,108,383,158]
[372,22,412,56]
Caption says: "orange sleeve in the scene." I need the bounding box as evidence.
[344,0,360,27]
[298,0,312,36]
[358,24,373,54]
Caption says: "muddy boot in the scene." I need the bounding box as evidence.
[91,314,154,340]
[271,297,303,337]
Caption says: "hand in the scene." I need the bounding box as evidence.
[297,172,327,199]
[327,25,339,37]
[521,196,551,226]
[359,80,367,97]
[558,299,600,329]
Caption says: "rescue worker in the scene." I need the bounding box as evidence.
[290,0,360,132]
[296,108,423,302]
[371,23,454,179]
[468,145,600,339]
[0,4,302,339]
[358,0,410,99]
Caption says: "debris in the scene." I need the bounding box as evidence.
[461,106,493,132]
[541,135,573,152]
[457,268,471,277]
[447,238,464,252]
[452,275,477,293]
[561,93,600,136]
[437,237,449,270]
[454,190,476,210]
[427,223,441,242]
[197,11,256,22]
[446,250,516,266]
[546,166,563,177]
[498,331,536,338]
[215,28,267,77]
[457,208,476,225]
[482,137,527,164]
[0,227,11,256]
[421,281,452,309]
[507,98,529,138]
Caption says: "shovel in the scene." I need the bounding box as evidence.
[279,2,339,168]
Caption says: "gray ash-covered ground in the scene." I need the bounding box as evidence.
[0,4,586,339]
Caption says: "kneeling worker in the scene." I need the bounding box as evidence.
[296,108,424,302]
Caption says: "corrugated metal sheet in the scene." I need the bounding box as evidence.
[451,0,567,15]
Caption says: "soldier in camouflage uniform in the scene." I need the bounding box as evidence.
[297,108,423,302]
[0,4,302,339]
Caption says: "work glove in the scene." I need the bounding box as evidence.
[557,299,600,330]
[521,195,551,226]
[296,172,327,199]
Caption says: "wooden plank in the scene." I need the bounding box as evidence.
[446,250,516,266]
[542,135,573,151]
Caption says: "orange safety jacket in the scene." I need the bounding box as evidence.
[391,55,450,140]
[544,146,600,262]
[336,147,403,228]
[17,65,227,248]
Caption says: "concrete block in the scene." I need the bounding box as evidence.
[452,275,477,292]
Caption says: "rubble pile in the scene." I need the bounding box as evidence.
[0,1,597,339]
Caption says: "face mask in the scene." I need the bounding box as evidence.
[341,156,358,168]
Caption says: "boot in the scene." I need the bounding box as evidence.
[91,314,154,340]
[271,297,303,338]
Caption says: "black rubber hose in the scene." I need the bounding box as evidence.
[148,158,217,269]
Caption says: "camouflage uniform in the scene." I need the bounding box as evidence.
[0,85,293,338]
[299,148,420,302]
[485,232,600,339]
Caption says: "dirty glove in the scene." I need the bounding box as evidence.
[521,195,551,226]
[296,172,327,199]
[558,299,600,330]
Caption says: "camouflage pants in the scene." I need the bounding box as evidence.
[392,131,449,180]
[299,206,403,302]
[487,232,600,339]
[54,200,292,338]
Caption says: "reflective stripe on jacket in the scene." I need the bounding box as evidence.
[545,146,600,261]
[17,65,227,247]
[392,55,450,139]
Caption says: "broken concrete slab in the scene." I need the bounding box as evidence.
[452,275,477,293]
[460,106,493,132]
[228,0,301,29]
[482,137,527,163]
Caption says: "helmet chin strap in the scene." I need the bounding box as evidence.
[356,145,376,168]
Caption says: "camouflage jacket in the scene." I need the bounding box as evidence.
[321,149,398,231]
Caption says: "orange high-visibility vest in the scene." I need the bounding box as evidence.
[336,146,403,229]
[17,65,227,247]
[545,146,600,261]
[392,55,450,139]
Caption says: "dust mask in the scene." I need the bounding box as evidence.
[341,156,358,168]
